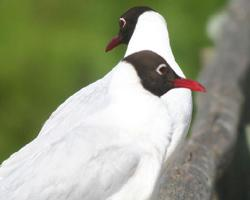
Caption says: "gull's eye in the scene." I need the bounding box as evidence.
[119,18,126,28]
[156,64,168,75]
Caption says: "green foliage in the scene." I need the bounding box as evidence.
[0,0,225,161]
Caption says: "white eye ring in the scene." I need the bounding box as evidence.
[119,18,126,28]
[156,64,167,75]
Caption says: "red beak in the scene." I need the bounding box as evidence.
[173,78,206,92]
[105,36,123,52]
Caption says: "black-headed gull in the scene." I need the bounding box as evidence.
[0,50,205,200]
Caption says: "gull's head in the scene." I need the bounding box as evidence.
[105,6,155,52]
[123,51,206,96]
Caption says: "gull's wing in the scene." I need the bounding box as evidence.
[0,124,141,200]
[38,70,113,138]
[0,71,113,174]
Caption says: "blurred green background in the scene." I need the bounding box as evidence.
[0,0,225,161]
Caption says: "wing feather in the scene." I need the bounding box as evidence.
[0,123,141,200]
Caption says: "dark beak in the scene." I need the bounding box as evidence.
[105,35,123,52]
[173,78,206,92]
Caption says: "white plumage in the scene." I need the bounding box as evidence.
[0,10,192,200]
[0,62,172,200]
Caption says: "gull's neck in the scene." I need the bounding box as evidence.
[125,11,185,78]
[109,62,145,99]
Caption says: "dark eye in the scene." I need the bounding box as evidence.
[119,18,126,28]
[156,64,168,75]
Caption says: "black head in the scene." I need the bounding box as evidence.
[106,6,154,52]
[123,50,206,96]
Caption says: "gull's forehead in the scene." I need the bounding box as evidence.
[120,6,154,21]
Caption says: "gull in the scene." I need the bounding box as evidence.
[0,50,205,200]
